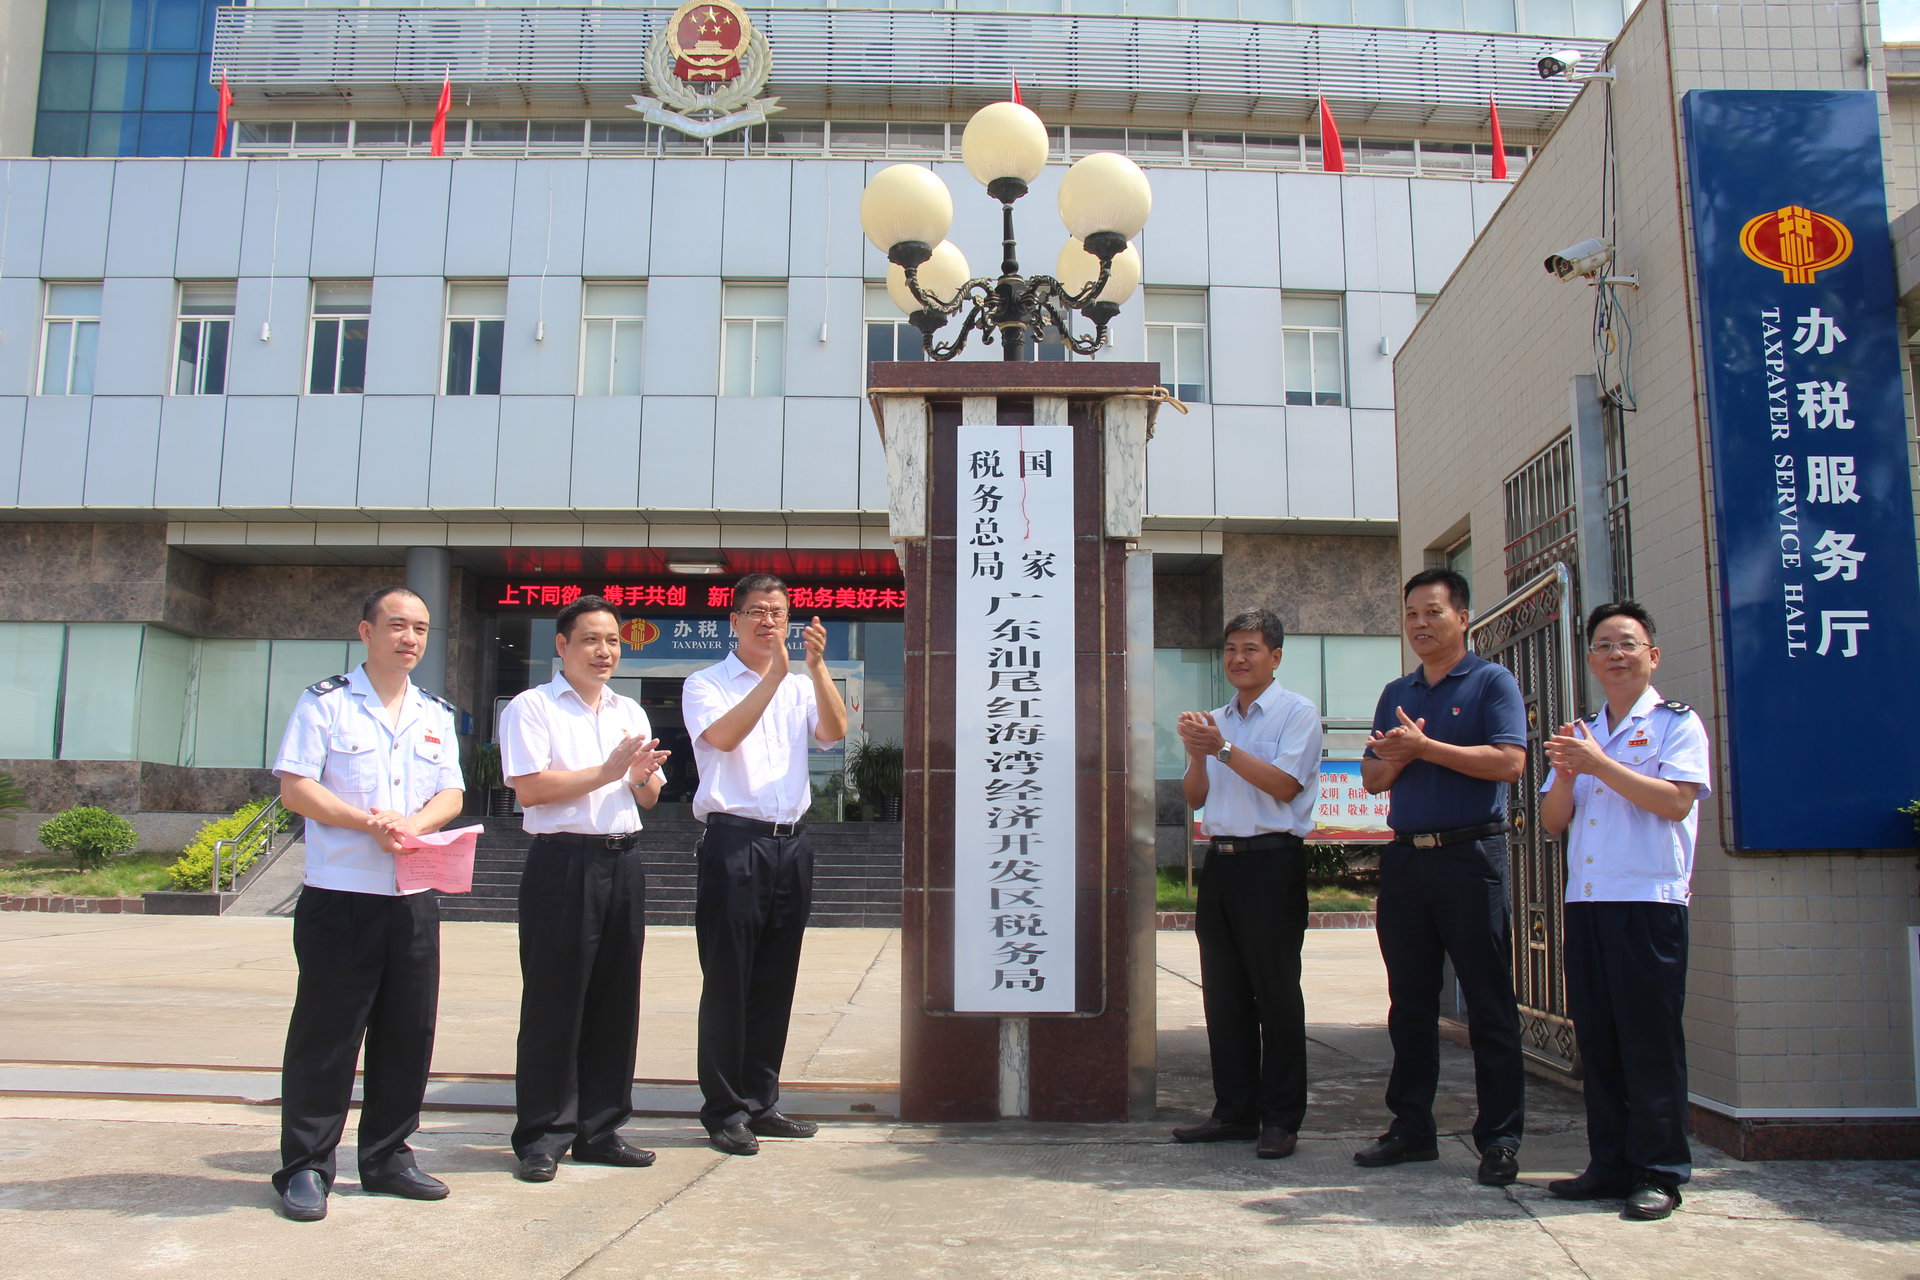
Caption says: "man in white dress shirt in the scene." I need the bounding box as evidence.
[682,574,848,1156]
[499,594,671,1183]
[271,585,465,1221]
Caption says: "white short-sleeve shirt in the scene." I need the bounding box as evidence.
[498,673,653,836]
[273,664,464,896]
[1541,686,1712,905]
[1198,681,1324,839]
[682,652,832,824]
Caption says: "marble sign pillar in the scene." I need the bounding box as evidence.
[868,361,1162,1123]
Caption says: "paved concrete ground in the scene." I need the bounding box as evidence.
[1,915,1916,1279]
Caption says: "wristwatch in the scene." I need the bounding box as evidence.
[1215,742,1234,765]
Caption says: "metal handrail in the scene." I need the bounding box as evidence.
[210,797,295,896]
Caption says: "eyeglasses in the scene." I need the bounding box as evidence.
[736,606,790,623]
[1587,640,1649,656]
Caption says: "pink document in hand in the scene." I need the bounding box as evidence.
[394,824,483,894]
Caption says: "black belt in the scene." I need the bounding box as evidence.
[1392,820,1508,850]
[1208,832,1303,855]
[536,831,640,852]
[706,812,806,838]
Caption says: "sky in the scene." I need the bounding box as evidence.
[1886,0,1920,42]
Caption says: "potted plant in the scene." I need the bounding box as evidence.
[472,743,518,817]
[845,740,904,823]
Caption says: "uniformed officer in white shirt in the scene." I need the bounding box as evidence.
[1541,600,1710,1223]
[498,594,670,1183]
[271,586,466,1222]
[1167,608,1324,1161]
[682,573,848,1156]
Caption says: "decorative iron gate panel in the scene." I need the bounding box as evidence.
[1469,563,1580,1075]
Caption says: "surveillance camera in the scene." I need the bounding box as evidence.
[1543,238,1612,280]
[1537,48,1583,79]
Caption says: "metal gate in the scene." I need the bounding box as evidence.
[1469,562,1581,1075]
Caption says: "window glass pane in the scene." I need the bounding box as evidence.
[475,319,504,395]
[867,321,894,365]
[315,282,372,312]
[722,320,753,395]
[265,641,353,761]
[1283,295,1341,327]
[135,626,192,764]
[610,321,644,394]
[528,119,585,145]
[1464,0,1516,29]
[889,122,945,153]
[1190,132,1243,162]
[1520,0,1573,33]
[723,284,785,317]
[235,121,290,147]
[1313,330,1342,404]
[187,639,271,767]
[1354,0,1406,20]
[34,112,91,156]
[337,318,367,393]
[44,0,103,52]
[1145,291,1205,323]
[754,321,784,396]
[175,319,201,393]
[49,282,103,314]
[59,624,143,760]
[447,320,474,394]
[582,319,613,395]
[293,120,348,149]
[180,282,235,313]
[591,119,652,149]
[1245,134,1302,167]
[763,121,823,151]
[93,0,148,49]
[1146,325,1172,371]
[1299,0,1351,20]
[353,121,410,147]
[1420,140,1475,172]
[0,622,66,758]
[829,121,887,151]
[1411,0,1464,24]
[1176,327,1205,396]
[86,111,140,155]
[449,282,508,315]
[92,55,141,110]
[1323,636,1403,720]
[583,282,647,315]
[1186,0,1238,17]
[310,319,340,394]
[1152,648,1227,778]
[1281,636,1324,714]
[1573,0,1620,35]
[1358,137,1416,169]
[42,323,73,393]
[38,54,95,111]
[1283,329,1312,400]
[149,0,200,49]
[1068,126,1124,157]
[1127,129,1182,159]
[863,283,896,317]
[70,322,99,393]
[137,111,190,156]
[471,120,528,148]
[200,320,228,393]
[143,53,196,109]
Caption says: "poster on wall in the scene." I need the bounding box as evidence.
[1683,89,1920,849]
[952,424,1077,1013]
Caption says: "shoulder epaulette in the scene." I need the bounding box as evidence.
[1657,699,1691,714]
[424,691,457,715]
[306,674,351,696]
[1584,710,1602,723]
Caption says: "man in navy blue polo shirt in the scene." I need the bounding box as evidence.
[1355,569,1528,1186]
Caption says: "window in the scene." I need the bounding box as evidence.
[721,283,785,397]
[1282,295,1344,406]
[446,282,506,396]
[580,282,646,396]
[174,282,235,395]
[1145,290,1206,403]
[309,282,371,395]
[40,282,101,395]
[865,283,925,365]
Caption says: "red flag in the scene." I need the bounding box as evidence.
[1489,96,1509,180]
[429,71,452,157]
[1011,73,1022,105]
[1318,95,1346,173]
[213,70,233,158]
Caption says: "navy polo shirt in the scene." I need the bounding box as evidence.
[1366,651,1527,834]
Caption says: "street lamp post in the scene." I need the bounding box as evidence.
[859,101,1151,361]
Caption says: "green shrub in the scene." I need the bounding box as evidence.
[37,806,139,870]
[167,797,288,892]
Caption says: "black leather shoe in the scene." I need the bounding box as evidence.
[709,1124,760,1156]
[1477,1145,1519,1186]
[361,1167,449,1200]
[280,1169,328,1221]
[747,1112,819,1139]
[515,1153,558,1183]
[1353,1133,1440,1167]
[1624,1182,1680,1220]
[1170,1119,1258,1144]
[1548,1170,1633,1200]
[573,1136,657,1167]
[1255,1125,1298,1160]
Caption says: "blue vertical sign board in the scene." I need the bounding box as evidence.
[1683,90,1920,849]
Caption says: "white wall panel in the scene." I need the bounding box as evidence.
[373,161,450,278]
[781,397,860,511]
[20,398,89,506]
[0,398,24,505]
[1284,405,1355,519]
[1409,178,1476,294]
[0,278,41,396]
[154,397,226,509]
[494,395,573,508]
[105,162,182,277]
[444,161,518,278]
[782,277,864,398]
[356,395,434,508]
[1211,403,1287,519]
[229,278,311,395]
[722,161,794,280]
[1145,400,1213,516]
[289,395,364,509]
[238,160,317,279]
[1342,177,1414,293]
[1470,178,1510,237]
[82,396,159,506]
[308,160,382,278]
[638,396,715,508]
[641,276,719,396]
[510,160,588,278]
[39,163,112,279]
[505,274,583,397]
[1209,286,1284,406]
[1351,407,1397,520]
[1278,173,1345,291]
[856,395,887,512]
[426,396,502,510]
[1206,171,1279,288]
[363,275,445,396]
[0,162,49,278]
[1136,167,1209,286]
[94,277,174,395]
[788,161,869,279]
[1343,291,1394,411]
[173,161,249,279]
[582,160,653,278]
[570,397,642,510]
[649,160,725,276]
[711,395,784,510]
[219,396,297,509]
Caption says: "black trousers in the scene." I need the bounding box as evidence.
[1375,836,1525,1152]
[1195,843,1309,1131]
[276,885,440,1193]
[1564,900,1692,1188]
[512,836,648,1159]
[694,821,812,1132]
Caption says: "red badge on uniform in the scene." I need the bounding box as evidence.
[1628,735,1650,747]
[424,733,441,745]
